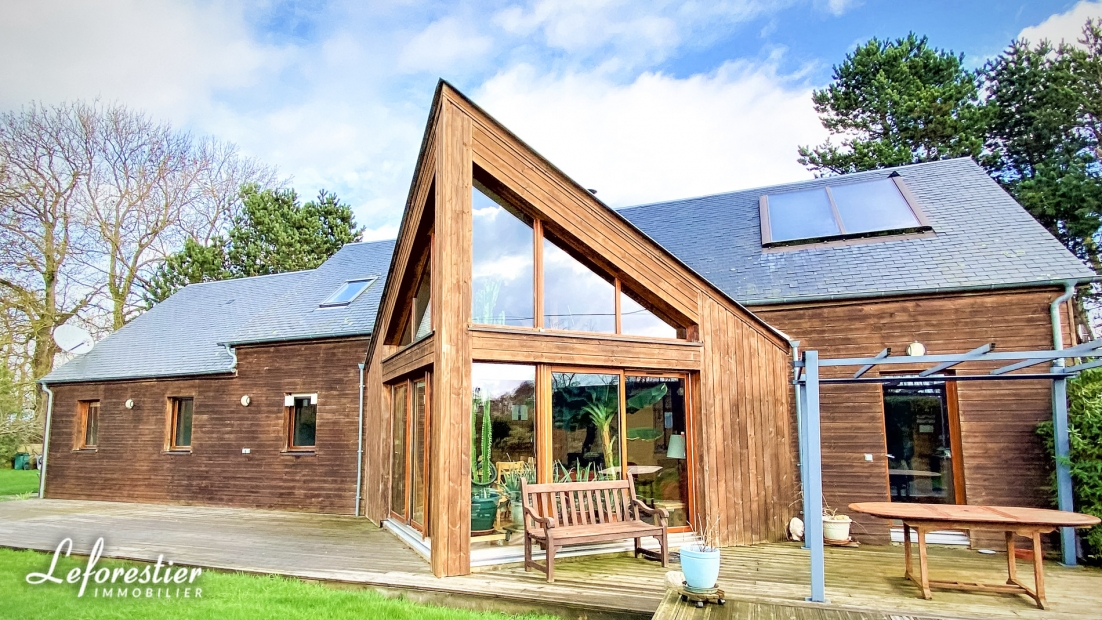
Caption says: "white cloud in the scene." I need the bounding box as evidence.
[1019,1,1102,47]
[0,0,288,123]
[399,17,494,72]
[475,59,827,207]
[362,223,401,242]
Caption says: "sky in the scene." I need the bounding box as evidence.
[2,1,1100,242]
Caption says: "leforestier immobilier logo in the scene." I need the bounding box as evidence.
[26,537,203,599]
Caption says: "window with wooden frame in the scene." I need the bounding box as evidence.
[399,246,433,346]
[285,393,317,451]
[167,397,194,451]
[471,176,686,339]
[76,400,100,450]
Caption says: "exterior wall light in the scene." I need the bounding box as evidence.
[124,399,134,409]
[240,395,251,407]
[906,342,926,357]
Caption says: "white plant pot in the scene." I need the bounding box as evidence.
[822,517,851,541]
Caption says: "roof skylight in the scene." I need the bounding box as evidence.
[320,277,377,307]
[759,177,929,247]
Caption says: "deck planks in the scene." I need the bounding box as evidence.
[2,500,1101,620]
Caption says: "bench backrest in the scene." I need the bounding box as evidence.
[520,474,639,528]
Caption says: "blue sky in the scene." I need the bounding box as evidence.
[2,1,1099,241]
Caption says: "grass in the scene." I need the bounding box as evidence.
[0,548,557,620]
[0,469,39,496]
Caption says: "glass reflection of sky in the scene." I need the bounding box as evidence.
[543,237,615,333]
[472,186,534,327]
[620,292,677,338]
[472,363,536,399]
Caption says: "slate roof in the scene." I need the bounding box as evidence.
[43,240,394,384]
[618,158,1095,305]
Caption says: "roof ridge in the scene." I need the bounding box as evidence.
[183,269,313,289]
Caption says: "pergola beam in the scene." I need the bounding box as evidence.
[919,343,993,377]
[854,348,889,379]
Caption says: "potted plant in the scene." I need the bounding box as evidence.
[681,517,721,590]
[501,463,535,527]
[822,506,852,542]
[471,393,500,533]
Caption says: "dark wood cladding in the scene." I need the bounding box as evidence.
[45,338,368,515]
[754,288,1070,543]
[470,326,703,370]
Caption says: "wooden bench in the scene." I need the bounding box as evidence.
[520,473,668,582]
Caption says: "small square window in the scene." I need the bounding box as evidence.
[320,277,377,307]
[169,397,194,450]
[286,395,317,450]
[79,400,99,449]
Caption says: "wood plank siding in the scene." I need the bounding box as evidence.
[753,288,1072,543]
[361,82,797,576]
[45,338,369,514]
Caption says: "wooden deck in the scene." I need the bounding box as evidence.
[2,499,1101,619]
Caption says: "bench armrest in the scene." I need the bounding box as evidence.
[523,504,556,529]
[632,499,668,525]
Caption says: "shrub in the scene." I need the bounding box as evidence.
[1039,368,1102,564]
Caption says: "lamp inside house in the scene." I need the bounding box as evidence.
[666,433,687,459]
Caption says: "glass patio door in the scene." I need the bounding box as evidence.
[390,373,431,532]
[624,374,691,529]
[883,380,961,504]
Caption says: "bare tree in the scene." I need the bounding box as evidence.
[0,102,100,414]
[82,104,277,328]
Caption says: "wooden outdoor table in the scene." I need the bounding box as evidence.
[850,502,1100,609]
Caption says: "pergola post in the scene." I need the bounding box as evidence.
[1052,376,1078,566]
[801,350,826,602]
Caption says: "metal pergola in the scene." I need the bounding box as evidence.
[794,338,1102,603]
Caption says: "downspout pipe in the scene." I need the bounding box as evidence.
[1050,280,1079,565]
[223,344,238,374]
[1051,281,1077,357]
[38,382,54,499]
[355,362,365,517]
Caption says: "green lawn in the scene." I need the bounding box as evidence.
[0,469,39,496]
[0,548,556,619]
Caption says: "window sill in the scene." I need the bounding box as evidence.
[163,449,192,455]
[281,449,316,457]
[72,447,97,453]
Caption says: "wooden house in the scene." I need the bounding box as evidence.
[40,81,1095,578]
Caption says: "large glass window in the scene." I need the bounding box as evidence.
[543,238,616,333]
[471,363,536,539]
[625,376,689,527]
[883,381,958,504]
[472,186,535,327]
[551,372,620,479]
[390,383,408,519]
[620,291,678,339]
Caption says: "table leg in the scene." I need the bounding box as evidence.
[1032,531,1048,610]
[917,525,932,600]
[1006,531,1018,585]
[903,523,913,580]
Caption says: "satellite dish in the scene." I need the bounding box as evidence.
[54,324,94,355]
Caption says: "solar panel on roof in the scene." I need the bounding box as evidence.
[762,178,927,246]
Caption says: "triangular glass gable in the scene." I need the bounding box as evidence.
[620,290,678,338]
[542,235,615,333]
[472,185,535,327]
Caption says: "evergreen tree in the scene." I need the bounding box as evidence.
[146,185,362,304]
[798,33,986,175]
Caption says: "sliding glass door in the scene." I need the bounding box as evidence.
[390,373,431,533]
